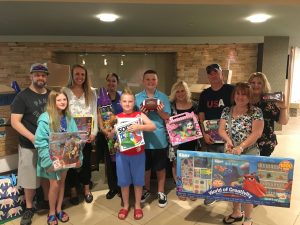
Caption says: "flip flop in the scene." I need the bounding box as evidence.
[56,211,69,223]
[223,213,244,224]
[134,208,143,220]
[118,208,129,220]
[47,214,58,225]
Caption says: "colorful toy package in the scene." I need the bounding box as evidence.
[166,112,202,146]
[115,117,145,152]
[176,150,294,207]
[97,87,118,156]
[49,131,88,171]
[203,119,224,143]
[73,115,93,135]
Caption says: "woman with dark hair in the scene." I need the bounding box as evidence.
[98,73,123,199]
[63,64,98,204]
[219,82,264,225]
[248,72,289,156]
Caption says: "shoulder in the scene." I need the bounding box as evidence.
[223,84,235,91]
[38,112,50,122]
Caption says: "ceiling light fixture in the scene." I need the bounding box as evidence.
[246,14,271,23]
[97,13,119,22]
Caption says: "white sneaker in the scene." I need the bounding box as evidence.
[157,192,167,208]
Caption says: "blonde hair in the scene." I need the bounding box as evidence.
[46,90,71,132]
[66,64,94,107]
[120,88,135,100]
[169,80,192,103]
[248,72,272,93]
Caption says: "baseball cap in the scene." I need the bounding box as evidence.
[30,63,49,74]
[206,64,222,74]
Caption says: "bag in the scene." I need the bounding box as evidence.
[0,173,25,224]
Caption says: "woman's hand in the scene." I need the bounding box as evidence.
[224,141,234,153]
[87,134,96,143]
[231,146,243,155]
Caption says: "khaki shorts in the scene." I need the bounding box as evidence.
[17,145,40,189]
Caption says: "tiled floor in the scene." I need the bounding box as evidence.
[6,117,300,225]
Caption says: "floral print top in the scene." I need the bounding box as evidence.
[221,106,263,146]
[254,101,280,156]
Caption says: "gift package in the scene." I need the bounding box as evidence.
[49,131,88,171]
[115,117,145,152]
[203,119,224,143]
[166,112,202,146]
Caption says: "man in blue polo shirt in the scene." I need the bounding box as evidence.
[135,69,171,208]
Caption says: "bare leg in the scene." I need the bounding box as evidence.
[231,202,243,217]
[41,178,50,201]
[156,169,166,193]
[48,180,59,216]
[243,203,253,225]
[134,186,143,209]
[24,189,36,208]
[172,161,176,183]
[144,170,151,191]
[56,172,67,213]
[83,184,90,195]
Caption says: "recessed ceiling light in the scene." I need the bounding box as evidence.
[97,13,119,22]
[246,14,271,23]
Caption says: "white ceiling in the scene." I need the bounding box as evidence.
[1,0,300,45]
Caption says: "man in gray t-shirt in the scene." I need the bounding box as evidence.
[11,63,50,225]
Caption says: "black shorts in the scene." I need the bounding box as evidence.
[145,148,168,171]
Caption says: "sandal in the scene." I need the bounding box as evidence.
[47,214,58,225]
[134,208,143,220]
[223,213,244,224]
[118,208,129,220]
[242,217,253,225]
[178,196,187,201]
[56,211,69,223]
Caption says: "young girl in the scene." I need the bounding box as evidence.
[35,90,79,225]
[115,89,156,220]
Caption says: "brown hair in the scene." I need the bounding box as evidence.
[231,82,253,114]
[66,64,94,107]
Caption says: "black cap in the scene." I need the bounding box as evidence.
[206,64,222,74]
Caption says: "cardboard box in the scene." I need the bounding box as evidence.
[0,126,19,157]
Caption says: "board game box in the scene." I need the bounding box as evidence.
[115,117,145,152]
[176,150,294,207]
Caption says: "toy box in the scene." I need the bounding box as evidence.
[176,150,294,208]
[73,115,93,136]
[115,117,145,152]
[262,92,283,102]
[49,131,88,171]
[203,119,224,143]
[166,112,202,146]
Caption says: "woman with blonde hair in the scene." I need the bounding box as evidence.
[248,72,289,156]
[63,64,98,204]
[168,81,199,194]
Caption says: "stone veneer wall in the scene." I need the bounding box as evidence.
[0,42,258,88]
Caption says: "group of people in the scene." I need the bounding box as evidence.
[10,62,289,225]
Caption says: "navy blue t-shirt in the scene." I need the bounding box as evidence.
[197,84,234,120]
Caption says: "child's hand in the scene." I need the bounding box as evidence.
[127,124,140,132]
[140,105,149,114]
[53,159,62,170]
[157,102,165,112]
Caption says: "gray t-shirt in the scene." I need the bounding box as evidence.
[11,87,50,148]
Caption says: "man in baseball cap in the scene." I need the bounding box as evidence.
[30,63,49,74]
[206,63,222,74]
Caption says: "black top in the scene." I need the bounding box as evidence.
[11,88,50,148]
[197,84,234,120]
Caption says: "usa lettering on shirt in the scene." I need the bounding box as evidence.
[207,99,225,108]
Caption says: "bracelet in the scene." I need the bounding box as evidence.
[238,145,244,153]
